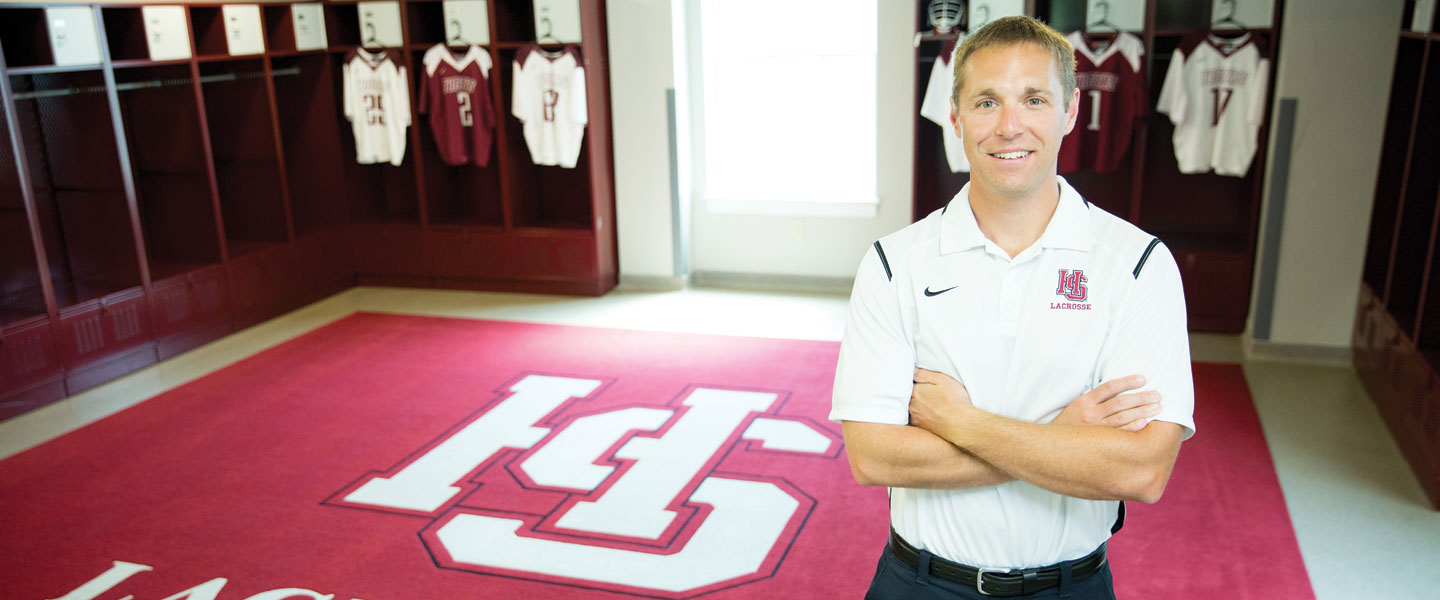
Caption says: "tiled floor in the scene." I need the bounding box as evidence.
[2,286,1436,599]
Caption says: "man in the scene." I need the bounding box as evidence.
[831,16,1194,599]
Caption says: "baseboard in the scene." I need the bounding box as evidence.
[617,274,688,291]
[690,270,853,295]
[64,343,161,395]
[1245,339,1353,366]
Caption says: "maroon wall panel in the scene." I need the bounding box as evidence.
[513,232,597,282]
[136,174,222,275]
[0,318,62,398]
[428,229,513,280]
[297,230,354,292]
[149,265,232,339]
[350,225,426,277]
[272,53,349,237]
[53,190,143,303]
[55,288,153,370]
[31,74,125,191]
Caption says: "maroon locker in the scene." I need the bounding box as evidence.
[56,288,157,393]
[350,224,427,283]
[258,243,301,302]
[0,0,623,424]
[297,230,354,296]
[428,228,513,282]
[150,265,233,360]
[55,288,153,368]
[230,244,302,328]
[1176,252,1253,333]
[229,252,270,318]
[512,232,597,282]
[0,317,65,420]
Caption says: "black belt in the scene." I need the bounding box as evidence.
[888,529,1107,597]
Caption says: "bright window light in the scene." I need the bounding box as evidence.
[697,0,878,209]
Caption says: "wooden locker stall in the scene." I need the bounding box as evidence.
[407,0,510,287]
[268,44,354,303]
[0,0,618,422]
[112,62,233,360]
[1354,6,1440,509]
[2,8,158,393]
[0,41,64,420]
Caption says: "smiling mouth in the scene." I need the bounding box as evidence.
[990,151,1033,160]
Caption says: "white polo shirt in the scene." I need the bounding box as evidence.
[831,177,1194,569]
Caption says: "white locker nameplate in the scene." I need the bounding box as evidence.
[533,0,582,43]
[223,5,266,55]
[444,0,490,45]
[1085,0,1144,32]
[1210,0,1274,30]
[969,0,1025,29]
[141,6,192,61]
[45,7,103,66]
[358,1,404,48]
[292,3,329,50]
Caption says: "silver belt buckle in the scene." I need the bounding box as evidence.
[976,567,1006,596]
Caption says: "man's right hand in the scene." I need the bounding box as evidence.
[1052,375,1160,431]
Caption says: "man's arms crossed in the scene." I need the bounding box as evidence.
[842,374,1168,497]
[906,368,1183,503]
[920,407,1183,503]
[843,420,1011,489]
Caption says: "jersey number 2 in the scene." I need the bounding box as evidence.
[458,92,474,127]
[1211,88,1234,126]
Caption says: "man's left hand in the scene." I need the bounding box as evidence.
[909,368,972,438]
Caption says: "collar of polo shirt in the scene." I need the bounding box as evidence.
[939,177,1094,256]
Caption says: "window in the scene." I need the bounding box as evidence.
[692,0,878,216]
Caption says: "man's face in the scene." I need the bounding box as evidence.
[950,42,1078,200]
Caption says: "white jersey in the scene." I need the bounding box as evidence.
[343,48,411,166]
[919,38,970,173]
[512,44,588,168]
[1156,33,1270,176]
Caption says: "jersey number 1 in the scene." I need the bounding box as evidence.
[1211,88,1234,126]
[1087,90,1102,131]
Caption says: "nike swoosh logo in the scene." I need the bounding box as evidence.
[924,286,958,297]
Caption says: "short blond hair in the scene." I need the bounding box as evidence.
[951,16,1077,110]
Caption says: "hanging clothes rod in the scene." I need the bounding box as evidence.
[11,67,302,101]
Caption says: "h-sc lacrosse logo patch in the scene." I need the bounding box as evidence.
[1056,269,1088,302]
[326,372,843,598]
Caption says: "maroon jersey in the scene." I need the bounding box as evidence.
[1058,32,1147,174]
[419,44,496,167]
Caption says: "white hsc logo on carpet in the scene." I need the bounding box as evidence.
[330,374,838,598]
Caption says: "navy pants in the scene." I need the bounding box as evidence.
[864,546,1117,600]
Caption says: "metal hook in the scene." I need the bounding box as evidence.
[363,17,378,46]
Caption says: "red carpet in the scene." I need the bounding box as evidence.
[1111,362,1315,599]
[0,314,1311,599]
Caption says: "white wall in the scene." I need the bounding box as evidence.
[606,0,679,280]
[1254,0,1405,348]
[684,1,915,280]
